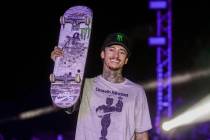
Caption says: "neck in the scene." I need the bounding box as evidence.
[102,66,125,83]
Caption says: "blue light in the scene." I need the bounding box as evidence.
[149,1,167,9]
[148,37,166,46]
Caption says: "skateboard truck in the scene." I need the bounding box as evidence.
[50,73,81,83]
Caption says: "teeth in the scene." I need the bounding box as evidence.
[111,59,120,63]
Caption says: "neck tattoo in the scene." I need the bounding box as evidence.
[102,68,125,83]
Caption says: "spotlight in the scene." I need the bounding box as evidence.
[162,94,210,131]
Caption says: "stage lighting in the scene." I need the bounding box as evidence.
[162,94,210,131]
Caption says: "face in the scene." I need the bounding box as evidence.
[101,45,128,71]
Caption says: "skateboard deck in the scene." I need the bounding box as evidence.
[50,5,92,108]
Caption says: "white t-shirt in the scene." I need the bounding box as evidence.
[75,75,152,140]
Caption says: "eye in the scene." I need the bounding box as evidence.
[120,51,125,54]
[120,50,126,55]
[108,47,114,52]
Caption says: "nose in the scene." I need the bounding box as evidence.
[113,50,120,58]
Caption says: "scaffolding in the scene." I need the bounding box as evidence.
[148,0,173,139]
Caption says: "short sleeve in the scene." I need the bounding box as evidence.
[134,87,152,132]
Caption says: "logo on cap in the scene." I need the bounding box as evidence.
[116,33,124,42]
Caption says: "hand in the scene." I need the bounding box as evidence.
[51,46,63,61]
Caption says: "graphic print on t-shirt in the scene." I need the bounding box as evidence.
[96,87,126,140]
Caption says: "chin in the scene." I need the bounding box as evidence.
[108,66,122,71]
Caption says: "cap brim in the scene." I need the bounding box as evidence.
[105,42,129,53]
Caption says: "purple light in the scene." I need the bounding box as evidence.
[148,37,166,46]
[57,134,63,140]
[149,1,167,9]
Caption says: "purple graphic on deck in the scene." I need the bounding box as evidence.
[96,97,123,140]
[64,32,80,47]
[50,6,92,108]
[61,9,91,31]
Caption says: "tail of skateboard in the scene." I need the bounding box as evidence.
[50,5,93,109]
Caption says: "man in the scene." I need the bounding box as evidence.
[51,32,152,140]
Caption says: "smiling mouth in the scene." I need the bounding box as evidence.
[110,59,120,63]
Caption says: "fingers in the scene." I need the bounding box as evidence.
[51,46,63,61]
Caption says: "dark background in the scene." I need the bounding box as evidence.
[1,0,210,139]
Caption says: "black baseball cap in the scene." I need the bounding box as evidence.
[102,32,131,57]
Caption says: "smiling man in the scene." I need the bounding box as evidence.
[51,32,152,140]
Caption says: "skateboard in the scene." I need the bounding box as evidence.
[50,5,92,109]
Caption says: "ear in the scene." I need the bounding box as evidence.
[124,58,128,64]
[100,51,105,59]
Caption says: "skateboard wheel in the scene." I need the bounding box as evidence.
[50,74,55,82]
[60,16,64,25]
[75,74,81,83]
[85,17,91,25]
